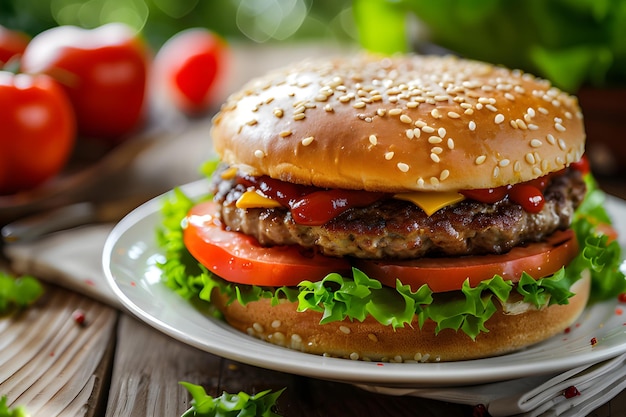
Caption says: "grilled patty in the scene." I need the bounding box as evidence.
[210,168,586,259]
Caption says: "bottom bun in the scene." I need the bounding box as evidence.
[212,274,590,362]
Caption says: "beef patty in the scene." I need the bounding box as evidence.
[209,168,586,259]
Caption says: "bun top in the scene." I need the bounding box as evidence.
[211,54,585,192]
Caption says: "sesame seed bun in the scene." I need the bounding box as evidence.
[211,273,590,362]
[211,54,586,192]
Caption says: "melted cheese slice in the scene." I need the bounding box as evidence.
[394,191,466,216]
[236,190,282,209]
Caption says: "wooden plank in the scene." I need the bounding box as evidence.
[0,285,117,417]
[104,314,224,417]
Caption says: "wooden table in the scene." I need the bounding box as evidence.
[1,43,626,417]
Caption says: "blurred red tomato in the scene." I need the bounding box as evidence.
[20,23,148,141]
[153,28,229,115]
[0,26,30,66]
[0,71,75,195]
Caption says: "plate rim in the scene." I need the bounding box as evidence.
[102,180,626,386]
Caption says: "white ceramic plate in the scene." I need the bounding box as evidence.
[103,180,626,387]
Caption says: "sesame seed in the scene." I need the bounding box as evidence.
[431,146,443,154]
[546,134,556,145]
[324,104,334,112]
[405,129,414,139]
[514,161,521,172]
[417,178,425,187]
[301,136,315,146]
[558,138,567,150]
[397,162,410,172]
[510,120,519,129]
[538,107,549,115]
[516,119,528,130]
[421,125,435,133]
[525,153,536,164]
[339,326,351,334]
[447,138,455,149]
[430,177,440,186]
[407,101,419,108]
[369,134,378,145]
[468,121,476,131]
[494,114,505,124]
[293,104,306,114]
[385,151,394,160]
[271,320,282,328]
[400,114,413,124]
[438,127,446,138]
[533,167,543,176]
[555,122,566,132]
[413,128,421,138]
[430,153,441,163]
[434,94,449,101]
[254,150,265,158]
[447,111,461,119]
[504,92,515,100]
[414,120,427,128]
[530,139,543,148]
[428,136,443,144]
[253,322,264,333]
[528,124,539,130]
[388,108,402,116]
[368,333,378,342]
[350,352,360,360]
[376,108,386,116]
[527,107,536,117]
[430,109,442,119]
[279,130,292,137]
[293,113,306,121]
[353,101,366,109]
[475,155,487,165]
[464,108,474,115]
[273,108,284,118]
[246,119,258,126]
[485,104,498,112]
[493,166,500,177]
[440,169,450,180]
[499,159,510,167]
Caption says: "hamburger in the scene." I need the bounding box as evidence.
[159,54,625,362]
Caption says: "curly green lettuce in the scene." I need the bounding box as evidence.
[179,382,284,417]
[156,173,626,340]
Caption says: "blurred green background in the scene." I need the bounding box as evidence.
[0,0,357,47]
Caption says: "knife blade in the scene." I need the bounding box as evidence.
[1,196,149,243]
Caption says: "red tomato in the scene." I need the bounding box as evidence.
[183,201,352,286]
[21,23,148,141]
[0,26,29,66]
[153,28,229,115]
[0,71,75,195]
[353,230,579,293]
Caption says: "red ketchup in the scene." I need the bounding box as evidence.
[460,155,589,214]
[238,175,387,226]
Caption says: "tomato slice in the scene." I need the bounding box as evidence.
[353,229,579,293]
[183,201,352,286]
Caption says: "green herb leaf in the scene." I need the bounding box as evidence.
[179,382,284,417]
[0,396,30,417]
[0,273,44,314]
